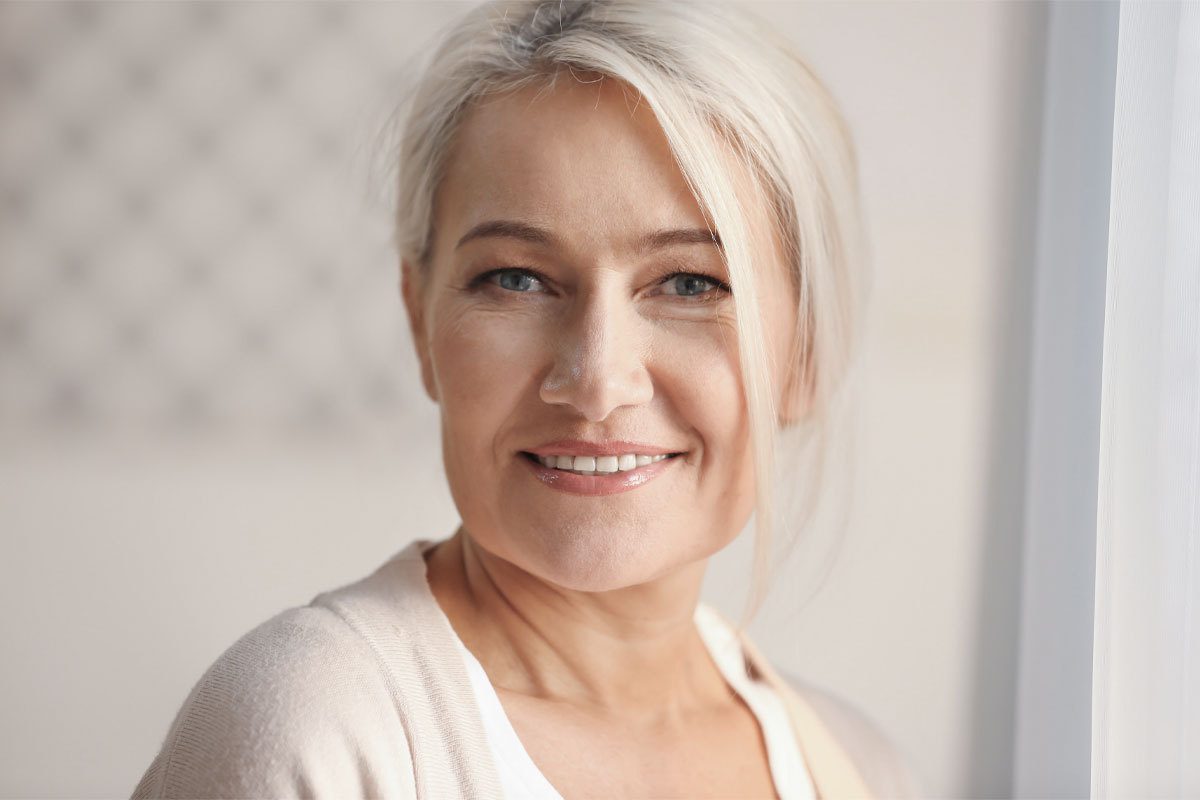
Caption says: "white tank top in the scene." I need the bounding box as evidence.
[451,602,817,800]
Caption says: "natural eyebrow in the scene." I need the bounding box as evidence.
[639,227,723,253]
[454,219,723,253]
[455,220,554,249]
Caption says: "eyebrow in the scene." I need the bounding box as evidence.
[454,219,723,253]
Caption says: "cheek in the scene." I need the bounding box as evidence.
[662,324,744,449]
[428,305,545,456]
[656,322,755,517]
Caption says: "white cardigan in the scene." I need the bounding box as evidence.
[132,539,919,799]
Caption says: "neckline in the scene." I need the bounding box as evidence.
[403,537,813,799]
[694,605,817,799]
[454,637,567,799]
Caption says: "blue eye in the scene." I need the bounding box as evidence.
[479,268,545,293]
[660,272,731,299]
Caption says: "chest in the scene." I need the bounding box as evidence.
[498,689,780,800]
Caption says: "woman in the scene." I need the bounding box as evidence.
[134,1,919,797]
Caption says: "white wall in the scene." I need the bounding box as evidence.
[0,3,1046,796]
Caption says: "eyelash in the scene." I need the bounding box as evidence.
[470,267,732,302]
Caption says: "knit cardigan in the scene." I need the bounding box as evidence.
[132,539,919,799]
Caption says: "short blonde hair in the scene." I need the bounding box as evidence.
[391,0,867,626]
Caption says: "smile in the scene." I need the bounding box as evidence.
[518,451,684,496]
[526,452,673,476]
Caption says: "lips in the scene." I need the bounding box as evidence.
[518,450,682,496]
[523,452,672,475]
[523,439,682,458]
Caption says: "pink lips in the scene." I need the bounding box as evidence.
[524,439,679,458]
[520,452,680,496]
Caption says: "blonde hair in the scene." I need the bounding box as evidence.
[391,0,868,628]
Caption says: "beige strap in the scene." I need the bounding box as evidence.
[725,619,875,799]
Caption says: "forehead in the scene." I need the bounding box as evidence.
[435,77,719,259]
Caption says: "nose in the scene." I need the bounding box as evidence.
[539,284,654,422]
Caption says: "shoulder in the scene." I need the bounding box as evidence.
[781,671,923,799]
[132,603,417,799]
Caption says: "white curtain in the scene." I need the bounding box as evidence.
[1092,2,1200,797]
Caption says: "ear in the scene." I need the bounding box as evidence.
[400,258,439,404]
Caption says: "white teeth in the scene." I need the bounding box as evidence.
[534,452,675,475]
[595,456,619,474]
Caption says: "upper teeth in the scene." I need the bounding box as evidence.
[537,453,670,475]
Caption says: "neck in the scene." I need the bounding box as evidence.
[425,527,730,721]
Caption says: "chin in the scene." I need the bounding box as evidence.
[510,523,694,593]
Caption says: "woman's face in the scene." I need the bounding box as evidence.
[403,77,796,592]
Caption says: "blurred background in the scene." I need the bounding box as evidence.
[0,1,1091,796]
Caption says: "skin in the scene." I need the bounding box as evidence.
[401,74,801,799]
